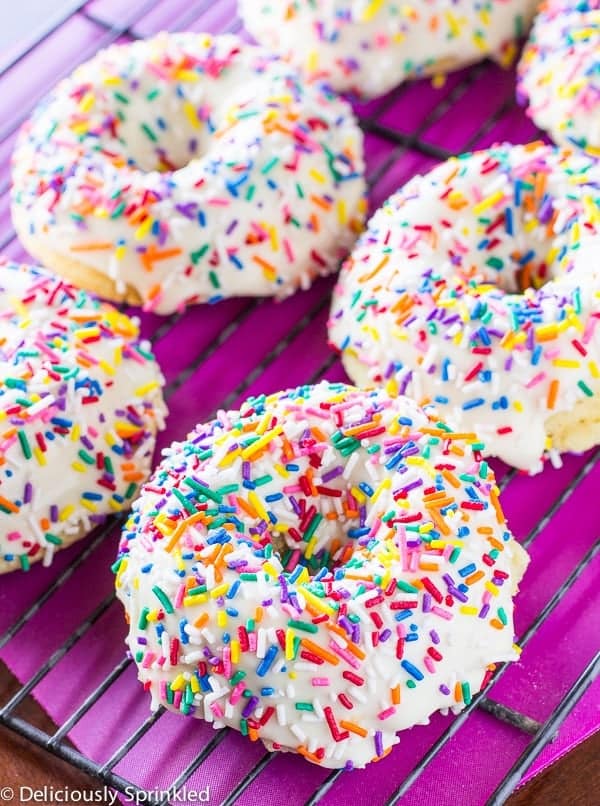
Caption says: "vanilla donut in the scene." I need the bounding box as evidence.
[0,259,167,574]
[11,33,366,315]
[518,0,600,155]
[240,0,539,99]
[115,381,528,769]
[328,143,600,474]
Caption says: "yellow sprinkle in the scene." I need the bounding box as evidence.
[183,593,208,606]
[309,168,326,184]
[263,562,279,578]
[218,447,241,468]
[33,446,46,466]
[136,380,160,397]
[217,610,227,628]
[350,486,367,504]
[285,629,295,660]
[337,199,347,225]
[171,674,186,691]
[371,478,391,503]
[301,587,335,615]
[241,425,284,459]
[307,49,319,72]
[361,0,385,20]
[71,461,86,473]
[552,359,580,368]
[460,606,478,616]
[248,491,269,522]
[304,535,318,560]
[71,423,80,442]
[589,361,600,379]
[59,505,76,522]
[190,675,200,694]
[513,401,524,413]
[472,190,505,216]
[210,583,229,599]
[485,581,499,596]
[99,360,115,376]
[80,498,98,513]
[135,216,153,241]
[231,640,240,664]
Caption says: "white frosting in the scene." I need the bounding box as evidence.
[240,0,539,98]
[328,143,600,472]
[11,33,366,315]
[518,0,600,155]
[0,260,167,573]
[115,381,527,769]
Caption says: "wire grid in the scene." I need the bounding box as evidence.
[0,1,598,805]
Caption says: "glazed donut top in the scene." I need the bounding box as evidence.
[115,381,527,769]
[518,0,600,155]
[240,0,539,98]
[0,259,166,572]
[328,143,600,472]
[11,33,365,314]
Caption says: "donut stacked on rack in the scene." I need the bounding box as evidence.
[11,33,366,314]
[518,0,600,155]
[115,382,528,769]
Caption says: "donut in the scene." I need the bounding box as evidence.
[517,0,600,156]
[114,381,528,769]
[0,259,167,574]
[11,33,366,315]
[240,0,539,99]
[328,142,600,474]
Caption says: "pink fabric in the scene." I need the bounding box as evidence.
[0,1,597,803]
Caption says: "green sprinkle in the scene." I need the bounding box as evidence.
[578,380,593,397]
[44,532,62,546]
[287,619,318,633]
[152,585,174,614]
[138,607,150,630]
[18,430,32,459]
[461,681,472,705]
[295,702,314,711]
[140,123,158,142]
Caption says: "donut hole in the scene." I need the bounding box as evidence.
[68,37,288,175]
[445,163,581,294]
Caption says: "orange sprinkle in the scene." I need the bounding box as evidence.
[70,241,113,252]
[193,612,209,629]
[465,570,485,586]
[391,685,401,705]
[340,720,368,738]
[547,379,559,410]
[454,682,463,703]
[301,638,340,666]
[0,496,19,513]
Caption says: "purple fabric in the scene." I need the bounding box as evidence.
[0,2,598,804]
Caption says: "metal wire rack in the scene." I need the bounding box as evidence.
[0,2,599,805]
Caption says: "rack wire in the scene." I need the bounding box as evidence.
[0,2,598,805]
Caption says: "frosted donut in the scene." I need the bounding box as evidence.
[240,0,539,99]
[517,0,600,155]
[115,381,528,769]
[328,143,600,474]
[0,259,167,574]
[11,33,366,315]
